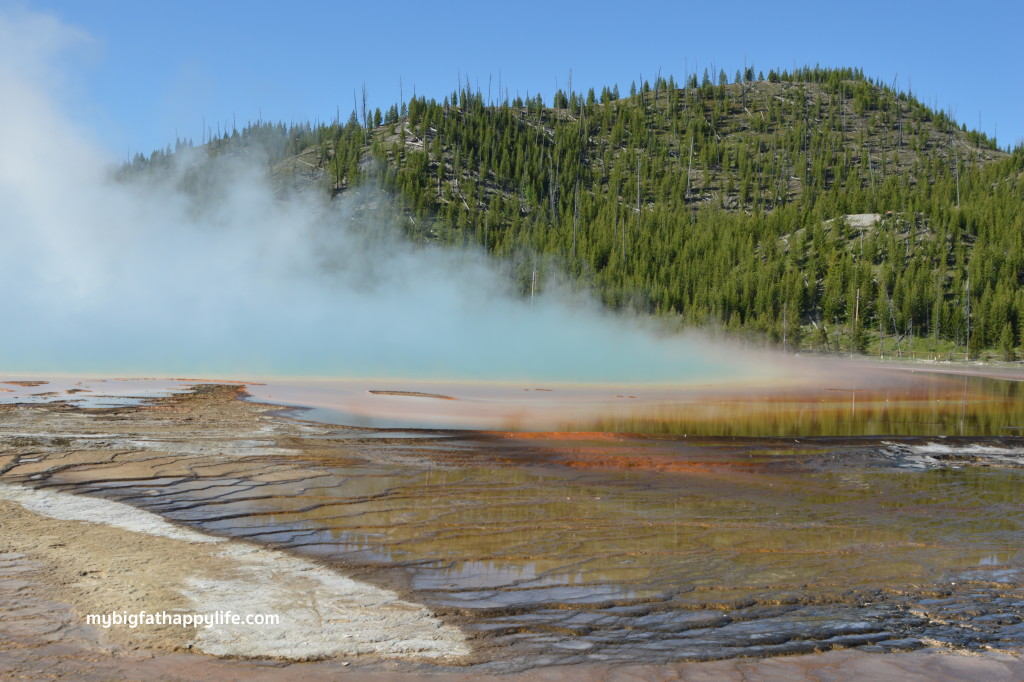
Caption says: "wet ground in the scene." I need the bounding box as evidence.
[242,366,1024,436]
[1,370,1024,677]
[44,436,1024,669]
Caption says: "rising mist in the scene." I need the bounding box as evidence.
[0,10,780,385]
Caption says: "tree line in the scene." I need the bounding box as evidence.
[122,66,1024,360]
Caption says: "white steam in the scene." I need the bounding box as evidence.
[0,10,769,384]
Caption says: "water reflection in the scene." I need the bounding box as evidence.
[70,436,1024,663]
[24,368,1024,665]
[247,371,1024,437]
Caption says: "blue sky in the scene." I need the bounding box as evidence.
[17,0,1024,158]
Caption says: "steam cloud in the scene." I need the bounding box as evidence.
[0,10,770,384]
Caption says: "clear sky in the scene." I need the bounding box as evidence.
[14,0,1024,159]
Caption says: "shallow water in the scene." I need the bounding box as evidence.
[0,376,229,408]
[59,432,1024,668]
[245,369,1024,436]
[6,368,1024,669]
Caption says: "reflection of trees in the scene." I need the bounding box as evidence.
[579,376,1024,437]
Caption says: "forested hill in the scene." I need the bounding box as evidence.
[125,66,1024,360]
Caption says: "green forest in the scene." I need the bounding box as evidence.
[124,66,1024,361]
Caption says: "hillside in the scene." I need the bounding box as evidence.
[124,66,1024,360]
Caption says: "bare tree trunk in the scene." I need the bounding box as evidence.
[613,210,618,261]
[783,307,788,351]
[852,287,860,356]
[573,180,579,259]
[622,211,626,265]
[530,258,537,308]
[965,277,971,360]
[955,149,961,208]
[636,151,641,223]
[886,287,902,357]
[879,307,884,359]
[686,132,695,222]
[361,83,368,129]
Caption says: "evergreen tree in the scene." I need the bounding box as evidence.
[119,67,1023,358]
